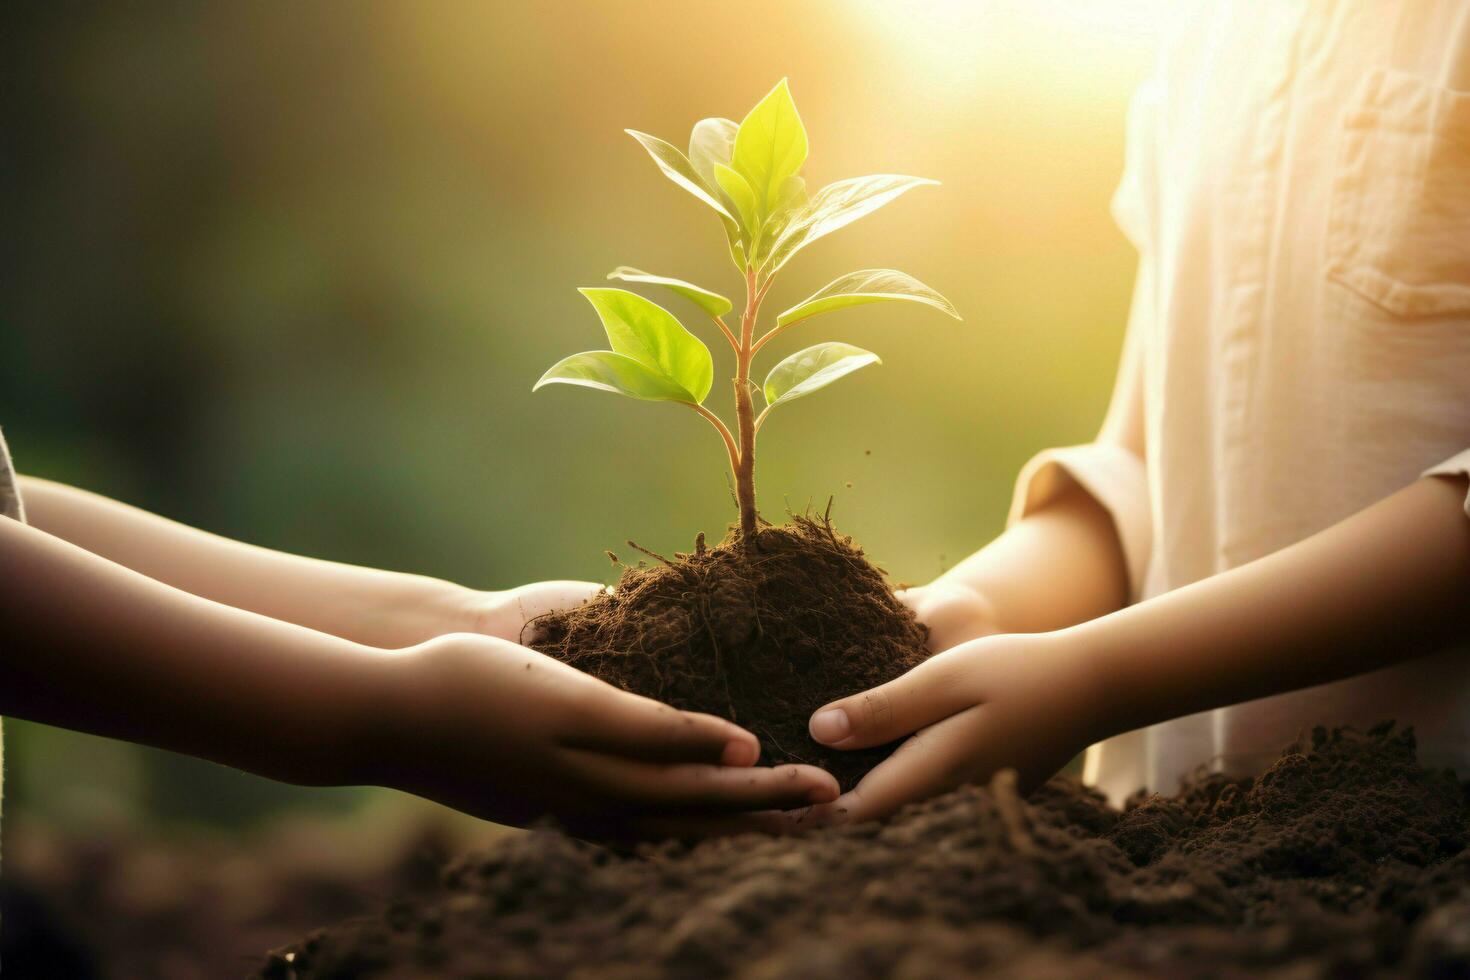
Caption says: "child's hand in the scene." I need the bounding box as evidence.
[471,580,606,644]
[366,633,841,837]
[897,581,999,652]
[802,632,1100,824]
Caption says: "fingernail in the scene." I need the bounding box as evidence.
[809,708,851,744]
[721,739,758,767]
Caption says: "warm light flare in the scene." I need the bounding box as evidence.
[853,0,1170,107]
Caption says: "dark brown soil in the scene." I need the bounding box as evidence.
[0,812,464,980]
[258,725,1470,979]
[530,515,931,789]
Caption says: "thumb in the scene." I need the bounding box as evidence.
[503,581,606,643]
[513,581,605,621]
[808,649,978,750]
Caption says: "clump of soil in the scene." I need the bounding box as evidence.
[260,725,1470,979]
[531,515,931,789]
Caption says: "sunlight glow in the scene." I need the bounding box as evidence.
[853,0,1172,107]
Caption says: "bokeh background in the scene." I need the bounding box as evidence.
[0,0,1164,972]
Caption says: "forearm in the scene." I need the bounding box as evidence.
[0,516,392,783]
[933,479,1129,634]
[1074,475,1470,736]
[18,476,475,648]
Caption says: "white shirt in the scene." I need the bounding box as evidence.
[1011,1,1470,803]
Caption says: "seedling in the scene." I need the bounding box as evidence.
[536,79,960,540]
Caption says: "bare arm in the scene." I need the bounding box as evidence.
[18,476,596,649]
[914,483,1129,640]
[806,473,1470,822]
[1083,473,1470,734]
[0,514,388,781]
[0,516,838,834]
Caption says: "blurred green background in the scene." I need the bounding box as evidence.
[0,1,1160,836]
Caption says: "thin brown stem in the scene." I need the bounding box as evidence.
[749,314,808,357]
[688,403,740,476]
[753,271,776,308]
[732,266,760,541]
[712,315,739,351]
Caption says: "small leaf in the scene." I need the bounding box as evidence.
[713,164,759,237]
[724,230,747,272]
[733,79,809,214]
[762,174,938,277]
[535,351,698,403]
[626,129,737,223]
[688,117,738,190]
[763,342,882,409]
[777,269,961,328]
[753,175,809,264]
[579,288,713,403]
[606,267,733,318]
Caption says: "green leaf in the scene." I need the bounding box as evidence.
[733,79,808,214]
[724,231,747,272]
[753,175,808,264]
[688,117,738,190]
[761,175,938,277]
[535,351,699,403]
[606,266,733,318]
[625,129,737,223]
[579,288,713,403]
[777,269,961,328]
[763,342,882,409]
[713,164,759,237]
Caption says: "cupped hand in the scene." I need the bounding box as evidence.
[799,631,1101,826]
[366,633,840,838]
[896,580,999,652]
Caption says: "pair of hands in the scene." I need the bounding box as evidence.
[368,581,838,838]
[392,578,1095,836]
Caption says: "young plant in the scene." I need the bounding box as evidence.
[535,79,960,541]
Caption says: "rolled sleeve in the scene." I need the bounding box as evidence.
[1423,448,1470,518]
[1008,443,1152,602]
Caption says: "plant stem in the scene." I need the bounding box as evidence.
[712,315,739,351]
[689,403,740,477]
[733,265,760,542]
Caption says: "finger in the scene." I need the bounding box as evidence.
[559,753,840,812]
[559,684,762,767]
[517,580,605,617]
[808,647,979,750]
[513,581,606,642]
[813,709,988,824]
[893,586,923,613]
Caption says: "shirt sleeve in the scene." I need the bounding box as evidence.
[1423,448,1470,518]
[1008,443,1152,602]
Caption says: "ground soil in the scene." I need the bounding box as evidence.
[530,515,932,789]
[259,725,1470,979]
[0,812,462,980]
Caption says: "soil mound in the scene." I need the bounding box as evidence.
[531,516,931,789]
[259,725,1470,979]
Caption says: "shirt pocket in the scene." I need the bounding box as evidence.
[1325,68,1470,318]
